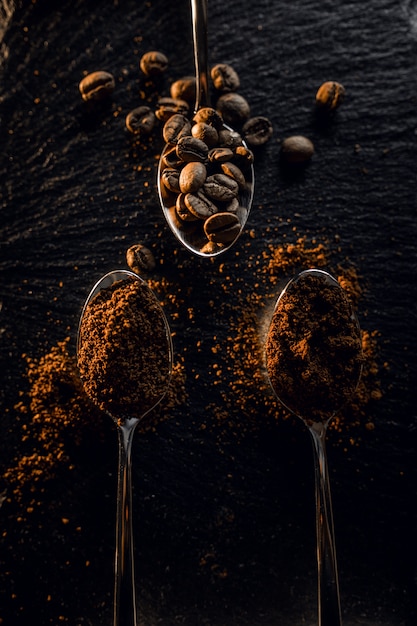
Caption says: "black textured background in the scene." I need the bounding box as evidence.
[1,0,417,624]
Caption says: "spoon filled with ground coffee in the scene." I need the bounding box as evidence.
[77,270,173,626]
[157,0,254,257]
[265,268,363,626]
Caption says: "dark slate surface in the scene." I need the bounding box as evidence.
[1,0,417,624]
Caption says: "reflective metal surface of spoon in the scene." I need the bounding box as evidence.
[265,268,363,626]
[77,270,173,626]
[157,0,254,258]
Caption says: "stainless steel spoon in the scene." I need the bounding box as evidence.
[77,270,173,626]
[265,268,363,626]
[157,0,254,257]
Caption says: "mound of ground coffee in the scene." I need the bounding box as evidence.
[266,271,363,424]
[77,278,171,422]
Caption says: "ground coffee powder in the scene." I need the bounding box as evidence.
[266,271,364,424]
[77,278,171,422]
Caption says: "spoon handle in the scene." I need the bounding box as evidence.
[310,422,343,626]
[191,0,210,112]
[113,420,138,626]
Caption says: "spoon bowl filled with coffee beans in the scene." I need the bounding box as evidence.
[77,270,173,626]
[157,0,255,257]
[265,269,363,626]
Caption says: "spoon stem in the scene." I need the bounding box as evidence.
[191,0,210,113]
[113,418,138,626]
[310,422,342,626]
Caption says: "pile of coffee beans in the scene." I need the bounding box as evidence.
[158,105,255,254]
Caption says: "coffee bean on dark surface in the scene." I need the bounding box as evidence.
[139,50,168,77]
[125,106,156,135]
[79,71,115,102]
[280,135,315,164]
[316,81,346,111]
[126,243,156,273]
[216,92,251,126]
[155,97,189,122]
[242,116,273,146]
[170,76,197,103]
[211,63,240,92]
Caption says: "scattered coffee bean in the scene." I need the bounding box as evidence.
[155,97,189,122]
[170,76,197,103]
[242,116,273,146]
[79,71,115,102]
[126,244,156,273]
[125,106,156,135]
[316,81,346,111]
[210,63,240,92]
[204,212,241,244]
[139,51,168,77]
[280,135,315,164]
[216,92,251,126]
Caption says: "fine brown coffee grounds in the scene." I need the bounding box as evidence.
[266,271,364,424]
[77,278,171,421]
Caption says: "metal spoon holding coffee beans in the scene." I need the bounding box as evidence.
[79,56,344,265]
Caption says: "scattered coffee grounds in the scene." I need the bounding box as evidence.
[204,236,382,441]
[265,271,364,424]
[2,337,186,512]
[77,278,171,421]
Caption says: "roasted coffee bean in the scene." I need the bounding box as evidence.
[208,147,234,163]
[161,168,181,193]
[170,76,197,103]
[280,135,315,164]
[168,205,199,232]
[200,240,224,254]
[185,191,218,219]
[176,194,200,221]
[211,63,240,93]
[191,122,219,147]
[139,51,168,77]
[218,128,244,149]
[220,162,246,188]
[316,81,345,110]
[203,173,239,202]
[225,197,239,213]
[193,107,224,129]
[125,106,156,135]
[179,162,207,193]
[216,93,250,126]
[155,97,189,122]
[204,212,241,244]
[79,71,115,102]
[163,114,192,144]
[176,135,209,163]
[242,116,273,146]
[234,145,255,167]
[162,144,183,169]
[126,244,156,273]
